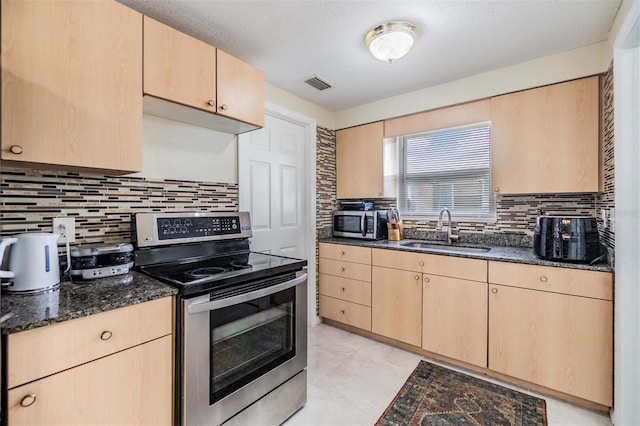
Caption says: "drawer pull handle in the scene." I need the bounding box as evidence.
[340,267,345,272]
[414,275,420,280]
[10,145,23,155]
[491,288,498,294]
[540,276,548,283]
[424,277,430,283]
[207,100,215,107]
[20,394,36,407]
[100,330,113,341]
[419,261,425,267]
[340,251,345,255]
[340,287,346,292]
[340,310,345,315]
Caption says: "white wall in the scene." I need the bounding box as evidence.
[334,42,610,130]
[265,83,335,129]
[134,114,237,183]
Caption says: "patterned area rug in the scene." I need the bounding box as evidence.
[375,361,547,426]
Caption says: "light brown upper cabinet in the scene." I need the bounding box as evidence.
[143,16,217,113]
[216,50,265,127]
[491,76,600,194]
[143,17,264,132]
[1,0,142,173]
[336,121,388,199]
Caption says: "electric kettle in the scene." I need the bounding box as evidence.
[0,232,61,294]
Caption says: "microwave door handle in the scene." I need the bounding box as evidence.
[361,214,367,237]
[187,272,307,313]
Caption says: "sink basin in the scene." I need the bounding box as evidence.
[398,241,491,254]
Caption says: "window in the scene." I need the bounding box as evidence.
[397,123,494,219]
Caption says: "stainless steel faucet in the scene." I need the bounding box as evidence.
[438,207,459,244]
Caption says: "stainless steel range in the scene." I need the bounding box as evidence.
[133,212,308,426]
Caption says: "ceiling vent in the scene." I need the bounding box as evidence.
[303,75,333,91]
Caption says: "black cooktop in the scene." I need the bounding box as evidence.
[136,251,307,297]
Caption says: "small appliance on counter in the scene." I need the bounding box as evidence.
[534,215,601,263]
[70,243,134,279]
[0,232,61,294]
[338,200,375,211]
[333,209,388,240]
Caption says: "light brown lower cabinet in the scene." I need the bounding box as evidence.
[7,335,173,426]
[319,295,371,331]
[371,266,422,347]
[489,284,613,406]
[422,275,488,367]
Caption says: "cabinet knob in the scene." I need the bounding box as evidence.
[540,276,548,283]
[100,330,113,341]
[20,394,36,407]
[414,275,420,280]
[419,261,425,267]
[340,267,345,272]
[340,287,346,292]
[494,187,500,193]
[207,100,215,107]
[491,288,498,294]
[377,192,382,196]
[9,145,23,155]
[219,104,228,111]
[424,277,430,283]
[340,310,345,315]
[340,251,345,255]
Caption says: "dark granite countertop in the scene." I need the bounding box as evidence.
[1,271,178,335]
[319,237,613,273]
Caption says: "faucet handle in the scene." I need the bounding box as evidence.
[449,234,459,242]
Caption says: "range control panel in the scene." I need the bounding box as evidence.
[134,212,252,248]
[156,216,241,240]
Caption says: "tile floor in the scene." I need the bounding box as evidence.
[285,323,612,426]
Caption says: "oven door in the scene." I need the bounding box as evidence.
[183,271,307,426]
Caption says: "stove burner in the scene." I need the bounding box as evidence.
[230,260,251,270]
[187,267,227,278]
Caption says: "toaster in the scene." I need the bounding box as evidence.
[70,243,134,279]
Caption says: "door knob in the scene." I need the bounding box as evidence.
[207,100,215,107]
[219,104,228,111]
[9,145,23,155]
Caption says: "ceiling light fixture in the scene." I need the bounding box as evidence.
[365,21,417,63]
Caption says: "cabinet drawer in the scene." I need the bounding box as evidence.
[488,261,612,300]
[7,335,173,426]
[319,295,371,331]
[372,248,487,282]
[319,259,371,282]
[319,274,371,306]
[319,243,371,265]
[8,297,173,389]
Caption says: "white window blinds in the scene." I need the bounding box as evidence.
[397,123,495,219]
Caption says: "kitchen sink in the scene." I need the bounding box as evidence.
[398,241,492,254]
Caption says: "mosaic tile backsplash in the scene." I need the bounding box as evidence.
[0,168,238,244]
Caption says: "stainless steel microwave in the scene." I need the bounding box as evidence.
[332,210,388,240]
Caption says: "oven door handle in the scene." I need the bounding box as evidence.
[186,272,307,314]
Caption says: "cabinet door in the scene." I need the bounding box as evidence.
[7,336,173,426]
[144,16,217,112]
[491,76,599,194]
[217,49,265,127]
[423,275,487,367]
[1,0,142,172]
[372,266,422,347]
[489,284,612,406]
[336,122,384,199]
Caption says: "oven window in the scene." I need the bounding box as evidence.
[334,215,363,233]
[209,286,295,404]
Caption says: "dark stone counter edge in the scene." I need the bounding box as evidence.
[319,237,613,273]
[1,271,178,335]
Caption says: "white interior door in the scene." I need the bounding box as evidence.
[239,115,305,258]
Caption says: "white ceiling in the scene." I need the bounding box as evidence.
[119,0,622,112]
